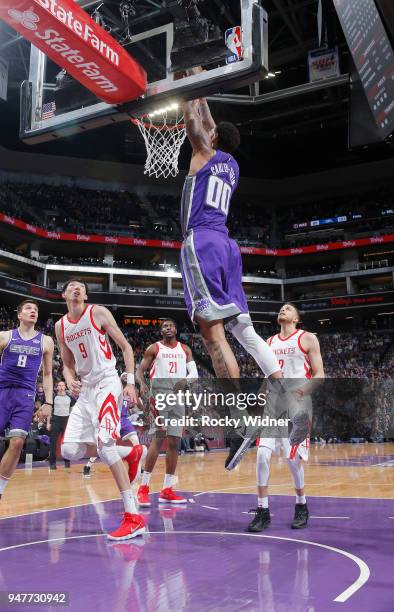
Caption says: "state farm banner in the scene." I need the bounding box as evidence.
[0,56,8,101]
[308,47,340,82]
[0,0,147,104]
[0,213,393,257]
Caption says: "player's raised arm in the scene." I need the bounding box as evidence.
[198,98,216,133]
[40,335,54,418]
[296,332,325,397]
[55,321,81,398]
[135,344,158,398]
[182,99,211,153]
[92,305,137,405]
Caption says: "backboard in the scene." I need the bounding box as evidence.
[20,0,268,144]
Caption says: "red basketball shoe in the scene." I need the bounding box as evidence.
[137,484,151,507]
[125,445,147,485]
[107,513,145,541]
[158,487,187,504]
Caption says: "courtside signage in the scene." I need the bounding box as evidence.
[0,0,147,104]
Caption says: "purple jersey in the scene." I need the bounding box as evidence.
[180,150,239,235]
[0,328,44,392]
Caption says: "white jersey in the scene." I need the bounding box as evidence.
[61,304,117,386]
[149,341,187,381]
[267,329,311,379]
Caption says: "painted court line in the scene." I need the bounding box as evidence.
[0,530,370,604]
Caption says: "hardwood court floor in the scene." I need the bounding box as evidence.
[1,442,394,519]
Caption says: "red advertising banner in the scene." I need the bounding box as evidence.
[0,0,146,104]
[1,213,393,257]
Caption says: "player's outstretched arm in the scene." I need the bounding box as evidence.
[40,336,54,418]
[198,98,216,133]
[55,321,81,398]
[135,344,157,398]
[182,99,211,154]
[296,333,325,397]
[92,305,137,404]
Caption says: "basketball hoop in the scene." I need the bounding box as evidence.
[131,106,187,179]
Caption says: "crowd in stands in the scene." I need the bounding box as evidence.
[2,179,392,249]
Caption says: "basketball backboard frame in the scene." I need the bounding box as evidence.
[20,0,268,144]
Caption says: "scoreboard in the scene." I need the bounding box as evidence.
[334,0,394,138]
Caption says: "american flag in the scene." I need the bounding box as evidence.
[42,101,56,120]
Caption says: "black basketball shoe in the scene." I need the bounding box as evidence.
[247,507,271,532]
[291,503,309,529]
[83,465,91,478]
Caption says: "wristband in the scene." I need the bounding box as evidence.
[126,373,135,385]
[43,402,53,407]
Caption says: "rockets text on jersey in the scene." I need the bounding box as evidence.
[149,341,187,381]
[61,305,117,385]
[268,330,312,379]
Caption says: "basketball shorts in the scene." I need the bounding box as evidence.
[0,387,35,438]
[148,395,185,438]
[180,228,249,322]
[260,385,312,460]
[63,374,122,445]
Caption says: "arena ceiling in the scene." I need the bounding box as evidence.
[0,0,393,179]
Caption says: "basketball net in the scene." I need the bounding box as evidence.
[131,108,187,179]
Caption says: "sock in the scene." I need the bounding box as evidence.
[141,471,151,487]
[87,457,97,467]
[296,494,306,505]
[0,476,10,494]
[121,489,137,514]
[258,496,269,508]
[117,446,134,460]
[163,474,174,490]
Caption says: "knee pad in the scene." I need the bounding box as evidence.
[61,442,87,462]
[229,318,280,378]
[286,456,304,490]
[256,446,272,487]
[97,440,121,467]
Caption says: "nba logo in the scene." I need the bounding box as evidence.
[225,26,243,65]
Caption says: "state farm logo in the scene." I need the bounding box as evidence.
[8,9,39,31]
[7,1,119,94]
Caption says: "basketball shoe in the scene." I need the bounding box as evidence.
[291,503,309,529]
[247,507,271,532]
[125,445,147,485]
[137,484,151,507]
[82,465,91,478]
[158,487,187,504]
[107,513,146,541]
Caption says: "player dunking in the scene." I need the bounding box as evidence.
[0,300,54,499]
[248,303,324,532]
[136,319,198,506]
[55,278,145,540]
[181,92,283,468]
